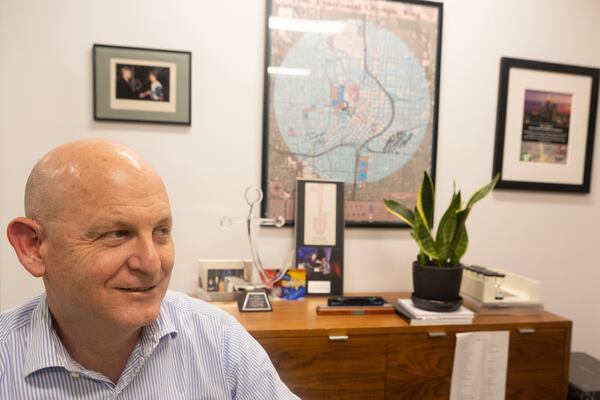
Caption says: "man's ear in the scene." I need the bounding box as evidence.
[6,217,47,277]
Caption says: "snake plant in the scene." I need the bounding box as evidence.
[384,172,500,268]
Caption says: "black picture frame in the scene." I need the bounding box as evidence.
[261,0,443,227]
[93,44,191,125]
[493,57,599,192]
[295,179,344,296]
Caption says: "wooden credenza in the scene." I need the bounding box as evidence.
[216,293,571,399]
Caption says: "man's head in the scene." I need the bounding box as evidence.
[120,66,132,81]
[7,139,174,333]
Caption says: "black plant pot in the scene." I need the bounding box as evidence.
[412,262,464,312]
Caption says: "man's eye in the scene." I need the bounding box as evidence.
[103,230,129,239]
[155,226,171,236]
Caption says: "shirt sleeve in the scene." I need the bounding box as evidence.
[222,317,300,400]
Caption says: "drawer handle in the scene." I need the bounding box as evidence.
[428,332,447,338]
[329,335,349,342]
[518,327,535,334]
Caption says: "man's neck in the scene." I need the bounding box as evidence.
[48,306,141,384]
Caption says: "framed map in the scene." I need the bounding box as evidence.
[261,0,443,226]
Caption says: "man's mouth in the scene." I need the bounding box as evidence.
[119,285,155,292]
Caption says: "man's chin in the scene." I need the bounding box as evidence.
[115,304,162,330]
[116,295,165,325]
[109,285,167,328]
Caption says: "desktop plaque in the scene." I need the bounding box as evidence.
[237,289,273,312]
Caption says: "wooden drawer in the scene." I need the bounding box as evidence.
[257,335,388,400]
[386,332,454,399]
[386,328,569,400]
[506,327,568,399]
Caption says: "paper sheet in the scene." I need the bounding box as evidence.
[304,182,337,246]
[450,331,510,400]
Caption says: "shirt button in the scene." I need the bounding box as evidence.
[70,372,80,378]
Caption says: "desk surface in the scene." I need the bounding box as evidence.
[213,292,570,338]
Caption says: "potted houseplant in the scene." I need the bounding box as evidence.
[384,172,500,311]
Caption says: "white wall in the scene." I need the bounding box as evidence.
[1,0,599,358]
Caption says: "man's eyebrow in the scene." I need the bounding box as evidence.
[86,220,131,235]
[85,213,172,235]
[156,216,173,226]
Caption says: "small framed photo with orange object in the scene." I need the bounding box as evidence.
[198,260,252,301]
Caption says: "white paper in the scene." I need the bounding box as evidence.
[304,182,337,246]
[307,280,331,294]
[450,331,509,400]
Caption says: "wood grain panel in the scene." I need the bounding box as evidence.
[386,333,454,399]
[506,328,567,399]
[258,335,388,400]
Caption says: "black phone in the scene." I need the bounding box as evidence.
[327,296,385,307]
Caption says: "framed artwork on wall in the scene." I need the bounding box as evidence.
[93,44,191,125]
[261,0,443,227]
[493,57,599,192]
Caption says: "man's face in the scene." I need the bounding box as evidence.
[40,172,174,331]
[121,67,132,80]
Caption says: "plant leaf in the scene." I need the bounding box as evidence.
[417,251,429,266]
[417,171,435,230]
[413,213,439,260]
[449,208,469,264]
[451,227,468,266]
[384,199,415,227]
[411,232,431,266]
[466,173,500,210]
[435,190,462,264]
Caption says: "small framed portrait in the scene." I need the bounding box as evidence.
[198,260,252,301]
[93,44,191,125]
[493,57,599,192]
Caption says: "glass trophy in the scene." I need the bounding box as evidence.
[220,186,291,290]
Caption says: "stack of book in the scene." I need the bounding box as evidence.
[393,299,474,326]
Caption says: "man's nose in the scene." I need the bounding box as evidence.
[127,233,162,274]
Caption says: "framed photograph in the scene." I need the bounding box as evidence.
[295,179,344,295]
[493,57,599,192]
[261,0,443,226]
[93,44,191,125]
[198,260,252,301]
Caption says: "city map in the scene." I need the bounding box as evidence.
[263,0,441,225]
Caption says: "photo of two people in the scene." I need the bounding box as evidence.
[296,246,343,295]
[296,246,343,278]
[116,63,170,102]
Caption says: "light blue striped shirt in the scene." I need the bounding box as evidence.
[0,291,299,399]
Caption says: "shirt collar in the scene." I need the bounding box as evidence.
[22,294,178,379]
[140,300,178,356]
[22,294,77,378]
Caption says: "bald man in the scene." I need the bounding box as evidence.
[1,140,298,399]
